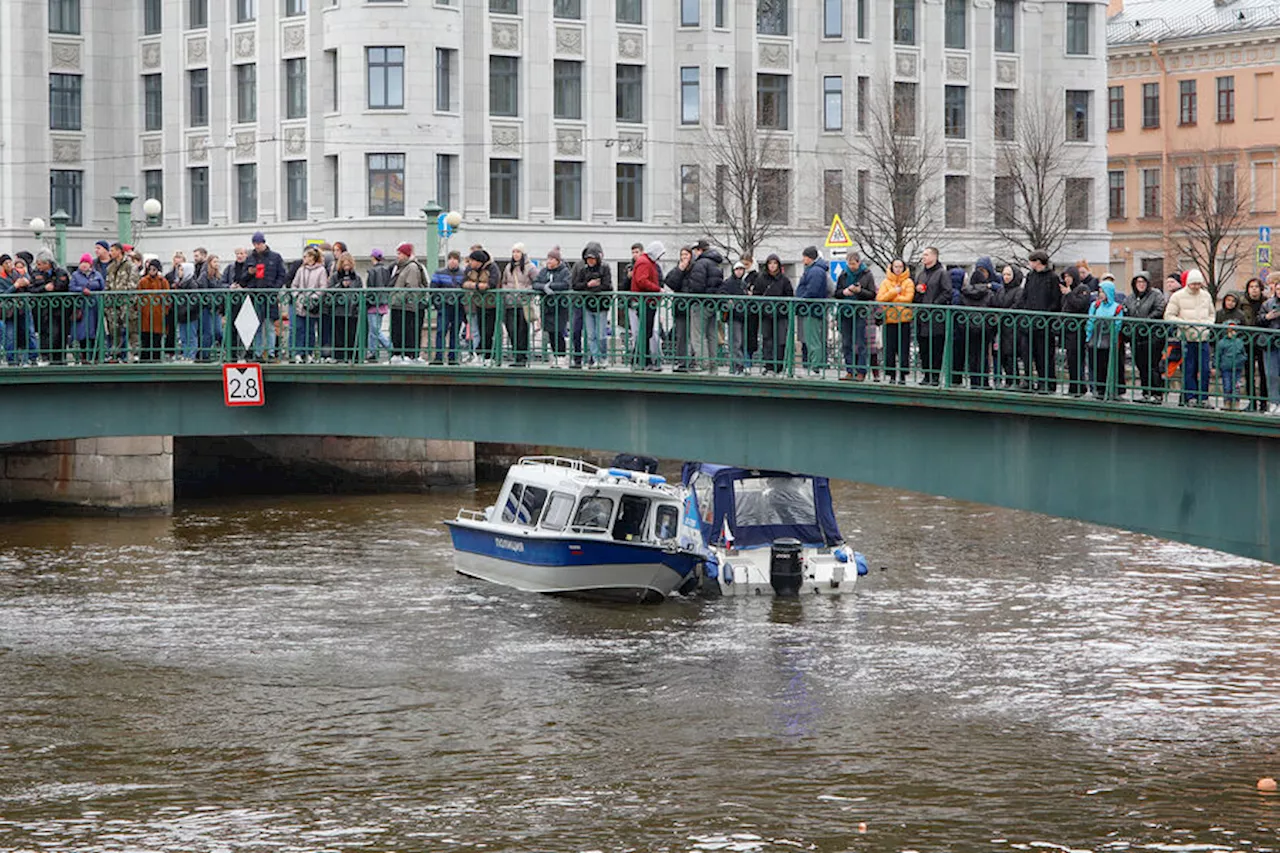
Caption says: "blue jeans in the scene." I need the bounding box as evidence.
[433,305,459,363]
[1182,340,1211,403]
[583,310,608,365]
[178,318,200,359]
[252,319,277,361]
[291,308,318,357]
[367,310,392,359]
[1267,349,1280,407]
[839,312,870,376]
[1221,366,1241,405]
[0,317,14,364]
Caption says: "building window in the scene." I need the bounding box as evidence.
[993,175,1015,227]
[616,64,644,123]
[945,0,965,50]
[188,69,208,126]
[944,85,967,139]
[681,164,701,224]
[1217,76,1235,122]
[436,154,457,209]
[1216,163,1237,214]
[994,0,1015,52]
[49,74,81,131]
[367,153,405,216]
[236,0,256,23]
[326,49,338,111]
[681,0,698,27]
[715,0,726,27]
[143,169,164,223]
[553,0,581,18]
[1142,82,1159,128]
[236,163,258,223]
[1066,90,1090,142]
[758,169,789,223]
[1065,177,1091,230]
[435,48,456,112]
[490,159,519,219]
[188,0,207,28]
[554,161,582,220]
[823,76,842,132]
[141,75,164,132]
[757,73,789,130]
[945,175,967,229]
[617,0,641,24]
[285,59,307,119]
[1108,170,1125,219]
[757,0,786,35]
[286,160,307,221]
[824,0,841,38]
[1142,167,1161,218]
[327,155,339,217]
[715,67,728,125]
[894,0,915,45]
[48,0,79,33]
[368,47,405,110]
[189,167,209,224]
[490,0,517,12]
[1066,3,1090,55]
[1177,165,1197,216]
[856,0,867,38]
[48,170,82,225]
[994,88,1016,141]
[1108,85,1125,131]
[617,164,644,221]
[1178,80,1197,125]
[681,67,701,125]
[854,76,869,132]
[1256,71,1275,120]
[144,0,162,33]
[490,56,520,117]
[893,81,917,136]
[554,60,582,120]
[236,64,257,123]
[823,169,843,224]
[285,0,305,16]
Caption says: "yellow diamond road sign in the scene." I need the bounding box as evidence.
[825,214,854,249]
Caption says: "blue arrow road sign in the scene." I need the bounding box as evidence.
[1261,226,1272,244]
[437,212,454,238]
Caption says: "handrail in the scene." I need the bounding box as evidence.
[519,456,601,473]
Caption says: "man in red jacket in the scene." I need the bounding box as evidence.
[630,241,665,371]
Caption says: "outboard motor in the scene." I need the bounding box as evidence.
[769,538,804,598]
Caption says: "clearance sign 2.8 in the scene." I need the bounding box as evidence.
[223,363,265,407]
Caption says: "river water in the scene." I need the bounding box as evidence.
[1,481,1278,853]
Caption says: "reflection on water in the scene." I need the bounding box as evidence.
[1,484,1279,852]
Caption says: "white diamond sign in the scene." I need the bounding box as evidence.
[234,297,261,351]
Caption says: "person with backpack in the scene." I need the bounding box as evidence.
[389,242,427,363]
[364,249,393,362]
[429,250,464,365]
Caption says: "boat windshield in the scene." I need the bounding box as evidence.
[501,482,549,527]
[572,496,614,532]
[732,477,817,527]
[540,491,575,531]
[612,495,651,542]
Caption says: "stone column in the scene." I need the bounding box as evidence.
[0,436,174,514]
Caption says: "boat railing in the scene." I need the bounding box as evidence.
[519,456,601,474]
[456,508,488,522]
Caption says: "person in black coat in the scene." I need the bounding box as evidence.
[1021,250,1062,392]
[28,251,71,364]
[1059,266,1093,396]
[756,254,793,375]
[914,247,951,385]
[666,247,694,371]
[995,265,1025,388]
[959,266,996,388]
[686,240,724,371]
[834,252,878,380]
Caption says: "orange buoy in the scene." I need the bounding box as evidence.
[1259,777,1278,792]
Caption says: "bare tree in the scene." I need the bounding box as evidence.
[982,88,1091,264]
[696,99,789,259]
[1170,152,1250,302]
[846,79,943,270]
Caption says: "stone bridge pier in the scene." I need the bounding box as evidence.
[0,437,174,514]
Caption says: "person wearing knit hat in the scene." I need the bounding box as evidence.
[532,246,573,364]
[1165,268,1216,406]
[27,249,71,364]
[69,252,105,360]
[500,243,533,366]
[252,231,266,246]
[546,245,562,263]
[387,240,426,362]
[397,242,414,258]
[468,249,487,264]
[91,240,111,279]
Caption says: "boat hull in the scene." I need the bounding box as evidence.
[712,546,856,597]
[446,521,701,603]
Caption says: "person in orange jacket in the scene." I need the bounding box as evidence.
[876,258,915,384]
[137,258,170,362]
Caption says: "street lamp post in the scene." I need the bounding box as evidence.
[51,209,70,267]
[112,187,138,244]
[422,200,443,271]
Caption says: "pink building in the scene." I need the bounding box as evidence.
[1106,0,1279,290]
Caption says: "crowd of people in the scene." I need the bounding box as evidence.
[3,230,1279,414]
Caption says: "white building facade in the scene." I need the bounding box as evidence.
[0,0,1110,268]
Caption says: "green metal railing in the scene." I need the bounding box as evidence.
[2,287,1278,414]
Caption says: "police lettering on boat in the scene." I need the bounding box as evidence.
[445,457,705,603]
[677,462,868,597]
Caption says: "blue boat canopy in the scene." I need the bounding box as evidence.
[680,462,843,549]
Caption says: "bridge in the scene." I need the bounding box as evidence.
[2,289,1277,563]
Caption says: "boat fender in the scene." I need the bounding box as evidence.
[704,555,720,581]
[854,551,869,577]
[721,563,733,584]
[834,547,849,563]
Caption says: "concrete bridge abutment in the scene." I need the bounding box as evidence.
[0,437,175,514]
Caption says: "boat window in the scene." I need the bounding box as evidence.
[500,483,525,524]
[572,495,614,532]
[690,473,714,524]
[654,505,679,541]
[540,491,575,531]
[732,477,818,526]
[612,495,651,542]
[517,485,548,527]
